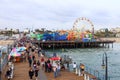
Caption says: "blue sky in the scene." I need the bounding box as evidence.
[0,0,120,31]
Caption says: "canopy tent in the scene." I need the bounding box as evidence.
[67,31,76,40]
[58,34,67,41]
[41,32,68,41]
[50,32,59,41]
[8,47,27,62]
[8,47,26,59]
[17,47,26,52]
[9,51,21,57]
[42,32,52,41]
[30,32,36,38]
[89,33,93,39]
[36,33,43,40]
[8,48,21,60]
[50,56,61,61]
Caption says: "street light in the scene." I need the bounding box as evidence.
[101,52,108,80]
[10,28,13,36]
[52,29,55,52]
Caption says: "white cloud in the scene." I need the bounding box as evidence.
[0,0,120,30]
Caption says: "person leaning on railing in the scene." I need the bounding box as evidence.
[80,63,85,76]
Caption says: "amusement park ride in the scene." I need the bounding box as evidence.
[29,17,114,49]
[30,17,95,42]
[67,17,94,41]
[73,17,94,34]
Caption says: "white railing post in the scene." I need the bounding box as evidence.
[84,74,87,80]
[75,68,78,74]
[78,69,81,76]
[87,75,90,80]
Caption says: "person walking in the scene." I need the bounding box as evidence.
[44,61,48,72]
[38,47,41,57]
[34,66,39,80]
[57,63,61,76]
[37,60,40,67]
[32,52,35,61]
[5,68,11,80]
[33,60,37,70]
[28,67,34,80]
[41,57,45,70]
[47,63,52,72]
[28,56,32,67]
[53,64,57,78]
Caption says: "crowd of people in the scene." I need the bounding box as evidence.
[26,42,63,79]
[5,37,85,80]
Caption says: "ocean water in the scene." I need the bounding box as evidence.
[45,43,120,80]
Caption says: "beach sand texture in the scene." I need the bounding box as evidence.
[101,38,120,43]
[0,40,14,46]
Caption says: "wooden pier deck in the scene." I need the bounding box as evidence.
[2,54,96,80]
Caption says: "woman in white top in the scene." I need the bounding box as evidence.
[73,62,77,72]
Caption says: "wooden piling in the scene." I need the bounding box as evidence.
[33,40,115,49]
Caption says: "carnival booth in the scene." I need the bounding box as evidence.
[50,55,61,67]
[50,56,61,61]
[67,30,77,41]
[42,32,52,41]
[8,47,26,62]
[30,32,36,39]
[36,33,43,40]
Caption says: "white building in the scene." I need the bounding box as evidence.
[116,33,120,37]
[110,27,120,33]
[24,28,30,33]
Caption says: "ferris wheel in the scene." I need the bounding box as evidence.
[73,17,94,34]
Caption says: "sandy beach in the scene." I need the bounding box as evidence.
[0,40,14,46]
[100,38,120,43]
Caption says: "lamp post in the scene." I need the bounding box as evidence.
[10,28,13,36]
[52,29,55,52]
[101,52,108,80]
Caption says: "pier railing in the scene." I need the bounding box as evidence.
[68,63,112,80]
[0,46,8,73]
[74,64,98,80]
[85,66,104,80]
[44,52,114,80]
[0,54,8,72]
[0,44,13,73]
[83,64,111,80]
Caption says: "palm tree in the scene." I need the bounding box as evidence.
[5,27,7,36]
[35,29,40,33]
[41,28,45,32]
[10,28,13,36]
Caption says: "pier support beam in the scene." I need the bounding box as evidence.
[34,41,114,49]
[112,43,113,48]
[82,43,84,48]
[108,44,109,48]
[102,43,104,47]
